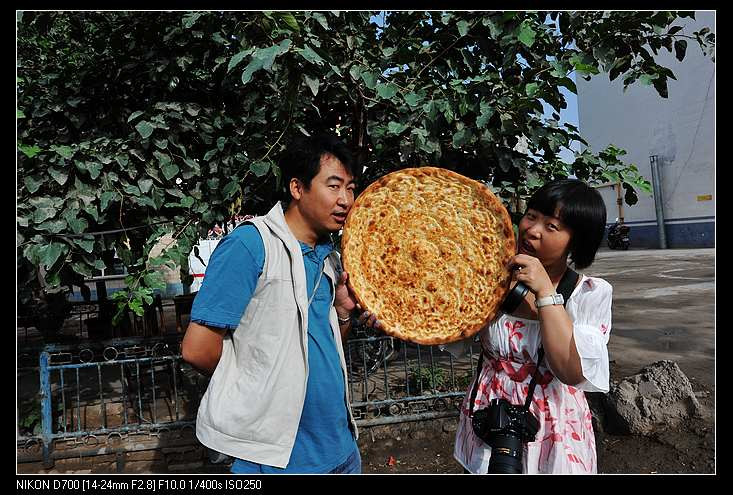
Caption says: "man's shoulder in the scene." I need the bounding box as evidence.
[227,222,265,247]
[212,224,266,265]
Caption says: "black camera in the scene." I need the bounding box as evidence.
[472,398,540,474]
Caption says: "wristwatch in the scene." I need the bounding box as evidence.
[535,293,564,309]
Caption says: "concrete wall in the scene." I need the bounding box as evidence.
[577,11,715,248]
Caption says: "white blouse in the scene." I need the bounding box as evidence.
[442,274,613,473]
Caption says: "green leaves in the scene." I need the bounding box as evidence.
[65,214,88,234]
[304,74,320,96]
[154,151,179,180]
[138,178,154,193]
[73,236,95,253]
[557,77,577,94]
[452,128,472,148]
[638,74,657,85]
[361,70,379,89]
[135,120,154,139]
[222,179,240,198]
[249,161,271,177]
[100,191,118,212]
[75,161,102,180]
[51,145,74,159]
[674,39,687,61]
[16,10,712,311]
[38,242,67,269]
[311,12,329,30]
[278,12,300,32]
[24,175,43,193]
[476,101,495,128]
[182,12,204,29]
[241,39,292,85]
[19,144,42,158]
[376,82,399,100]
[404,92,423,107]
[299,45,325,66]
[387,121,408,135]
[127,110,144,123]
[517,20,536,48]
[47,167,69,186]
[228,48,254,73]
[161,162,180,181]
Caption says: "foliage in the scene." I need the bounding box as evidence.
[409,364,447,391]
[17,11,715,323]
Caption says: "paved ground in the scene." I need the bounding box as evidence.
[584,248,715,390]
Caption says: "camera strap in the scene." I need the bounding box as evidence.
[469,267,580,417]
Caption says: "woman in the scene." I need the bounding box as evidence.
[446,178,612,474]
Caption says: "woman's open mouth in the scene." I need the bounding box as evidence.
[520,239,535,254]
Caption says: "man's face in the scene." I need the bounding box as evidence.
[295,153,356,236]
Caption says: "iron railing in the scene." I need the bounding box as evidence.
[18,334,479,468]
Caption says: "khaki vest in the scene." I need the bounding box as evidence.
[195,202,358,468]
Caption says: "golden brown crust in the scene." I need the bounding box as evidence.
[342,167,516,345]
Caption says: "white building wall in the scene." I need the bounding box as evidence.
[576,11,715,247]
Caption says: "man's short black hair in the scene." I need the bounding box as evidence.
[526,178,607,270]
[277,133,357,202]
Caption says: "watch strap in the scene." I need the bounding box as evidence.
[535,293,564,308]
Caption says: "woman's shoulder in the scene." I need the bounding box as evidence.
[573,274,613,298]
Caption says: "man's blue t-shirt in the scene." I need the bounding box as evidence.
[190,224,356,473]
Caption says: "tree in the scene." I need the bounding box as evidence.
[17,11,715,325]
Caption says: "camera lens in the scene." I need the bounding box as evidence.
[487,433,524,474]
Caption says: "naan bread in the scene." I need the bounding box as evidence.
[341,167,515,345]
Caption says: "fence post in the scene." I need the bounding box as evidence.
[39,351,54,468]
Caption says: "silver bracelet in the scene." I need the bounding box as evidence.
[337,313,352,324]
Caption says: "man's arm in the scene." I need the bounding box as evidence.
[338,317,352,341]
[181,321,228,376]
[182,226,264,375]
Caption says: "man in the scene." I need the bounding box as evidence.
[182,134,378,473]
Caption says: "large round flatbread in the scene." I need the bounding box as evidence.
[341,167,516,345]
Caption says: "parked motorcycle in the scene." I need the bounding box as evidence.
[607,222,631,250]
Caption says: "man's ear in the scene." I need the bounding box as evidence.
[289,178,303,201]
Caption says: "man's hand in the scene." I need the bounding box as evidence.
[356,310,382,330]
[334,270,382,329]
[334,270,357,320]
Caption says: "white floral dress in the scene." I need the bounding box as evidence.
[445,275,613,474]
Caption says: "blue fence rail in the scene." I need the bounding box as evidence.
[18,334,480,468]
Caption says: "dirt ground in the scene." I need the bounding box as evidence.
[358,360,715,474]
[360,248,716,474]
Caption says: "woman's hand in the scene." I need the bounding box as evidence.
[509,254,555,298]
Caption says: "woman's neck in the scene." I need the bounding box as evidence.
[545,258,570,286]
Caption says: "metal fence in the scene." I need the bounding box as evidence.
[17,333,479,468]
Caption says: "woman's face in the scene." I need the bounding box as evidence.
[517,207,573,266]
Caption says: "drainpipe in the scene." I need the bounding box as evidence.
[649,155,667,249]
[616,181,624,224]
